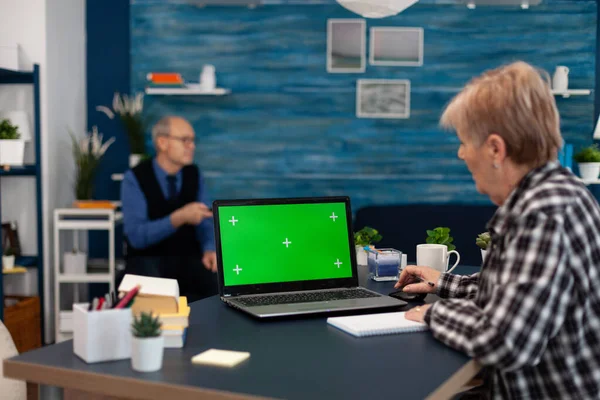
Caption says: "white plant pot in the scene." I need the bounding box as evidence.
[131,336,164,372]
[0,140,25,166]
[481,249,487,262]
[578,163,600,181]
[355,245,368,266]
[2,255,15,270]
[63,252,87,274]
[129,154,143,168]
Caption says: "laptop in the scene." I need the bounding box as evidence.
[212,196,407,318]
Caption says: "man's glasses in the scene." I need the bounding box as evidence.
[166,135,195,145]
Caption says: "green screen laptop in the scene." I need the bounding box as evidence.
[213,196,406,318]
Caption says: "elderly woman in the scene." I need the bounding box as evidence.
[397,61,600,399]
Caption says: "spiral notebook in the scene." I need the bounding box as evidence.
[327,311,428,337]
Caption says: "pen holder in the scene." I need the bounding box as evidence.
[368,248,402,282]
[73,303,133,363]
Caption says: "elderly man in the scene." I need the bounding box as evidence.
[121,116,217,301]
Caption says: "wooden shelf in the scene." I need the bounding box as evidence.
[55,209,123,230]
[145,84,230,96]
[15,255,38,267]
[0,165,36,176]
[0,67,35,84]
[582,179,600,185]
[552,89,591,98]
[57,273,113,283]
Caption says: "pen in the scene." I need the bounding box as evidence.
[96,297,105,311]
[412,274,435,288]
[114,285,141,309]
[90,297,99,312]
[111,291,117,308]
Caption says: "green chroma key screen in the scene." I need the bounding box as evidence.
[218,202,353,286]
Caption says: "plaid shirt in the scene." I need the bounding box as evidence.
[424,162,600,399]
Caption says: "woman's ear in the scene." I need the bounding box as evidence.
[487,133,507,163]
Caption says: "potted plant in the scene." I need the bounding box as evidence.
[0,118,24,166]
[2,246,15,270]
[131,312,164,372]
[476,232,491,261]
[573,144,600,181]
[354,226,382,266]
[70,126,115,201]
[425,227,456,251]
[97,92,148,167]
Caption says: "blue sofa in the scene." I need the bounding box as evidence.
[354,203,498,267]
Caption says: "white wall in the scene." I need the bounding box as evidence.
[44,0,86,343]
[0,0,86,343]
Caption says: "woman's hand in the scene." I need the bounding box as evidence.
[394,265,441,294]
[405,304,432,323]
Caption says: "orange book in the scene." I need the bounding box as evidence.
[146,72,183,84]
[72,200,116,209]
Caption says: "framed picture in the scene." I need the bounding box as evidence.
[327,19,366,73]
[356,79,411,119]
[370,27,424,67]
[1,221,21,255]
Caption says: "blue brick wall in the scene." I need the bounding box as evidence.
[130,0,596,210]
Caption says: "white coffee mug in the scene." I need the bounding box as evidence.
[416,244,460,273]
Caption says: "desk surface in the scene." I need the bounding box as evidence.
[4,266,481,400]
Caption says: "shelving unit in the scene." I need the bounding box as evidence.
[552,89,592,98]
[0,66,44,340]
[53,209,122,342]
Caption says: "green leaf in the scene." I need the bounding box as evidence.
[354,226,383,246]
[0,119,21,140]
[574,144,600,163]
[424,226,456,251]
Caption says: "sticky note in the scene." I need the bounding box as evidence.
[191,348,250,367]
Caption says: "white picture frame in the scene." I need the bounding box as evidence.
[369,27,424,67]
[327,19,366,73]
[356,79,411,119]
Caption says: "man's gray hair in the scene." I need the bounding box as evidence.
[152,117,172,145]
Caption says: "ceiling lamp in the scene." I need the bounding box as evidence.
[336,0,419,19]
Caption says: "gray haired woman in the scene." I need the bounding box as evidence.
[397,61,600,399]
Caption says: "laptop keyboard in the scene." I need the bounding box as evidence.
[234,288,381,307]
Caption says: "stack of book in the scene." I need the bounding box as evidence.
[118,274,190,348]
[146,72,185,89]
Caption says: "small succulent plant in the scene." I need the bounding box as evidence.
[476,232,491,250]
[131,311,162,338]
